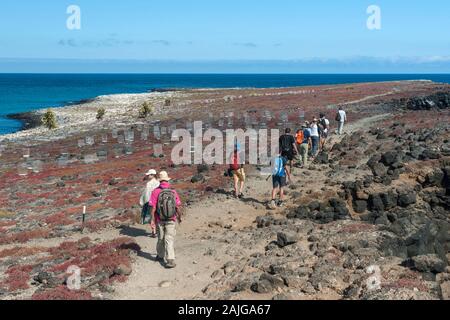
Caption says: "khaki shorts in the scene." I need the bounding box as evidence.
[232,168,246,182]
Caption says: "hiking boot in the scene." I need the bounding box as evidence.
[165,260,176,269]
[268,200,277,210]
[277,200,284,207]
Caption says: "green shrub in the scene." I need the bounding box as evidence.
[41,109,57,130]
[139,102,154,118]
[96,107,106,120]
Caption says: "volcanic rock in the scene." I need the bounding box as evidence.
[409,254,447,273]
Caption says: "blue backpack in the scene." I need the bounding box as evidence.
[272,156,285,177]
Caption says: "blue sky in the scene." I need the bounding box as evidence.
[0,0,449,72]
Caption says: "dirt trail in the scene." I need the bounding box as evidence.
[342,91,396,105]
[111,173,268,300]
[109,114,388,300]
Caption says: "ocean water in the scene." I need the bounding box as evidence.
[1,73,450,135]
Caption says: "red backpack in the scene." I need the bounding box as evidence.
[230,152,240,171]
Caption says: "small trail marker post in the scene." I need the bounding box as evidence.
[81,206,86,232]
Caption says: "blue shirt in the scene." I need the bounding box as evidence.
[303,128,311,144]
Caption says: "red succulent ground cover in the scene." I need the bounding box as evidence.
[3,264,34,292]
[0,228,51,245]
[0,237,140,298]
[32,286,93,300]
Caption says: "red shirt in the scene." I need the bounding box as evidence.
[230,151,241,171]
[149,182,182,223]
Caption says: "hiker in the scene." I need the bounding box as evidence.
[149,171,182,269]
[295,128,304,167]
[268,152,292,209]
[310,119,320,158]
[297,122,312,167]
[318,113,330,151]
[336,106,348,135]
[229,142,246,198]
[139,169,159,237]
[279,128,298,169]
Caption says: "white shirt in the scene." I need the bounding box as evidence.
[338,110,347,123]
[139,178,160,207]
[310,124,319,137]
[321,118,330,133]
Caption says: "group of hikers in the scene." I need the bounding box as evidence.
[229,107,347,209]
[139,107,347,269]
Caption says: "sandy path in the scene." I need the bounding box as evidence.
[111,171,269,300]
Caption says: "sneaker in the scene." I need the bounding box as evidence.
[268,200,277,210]
[165,260,176,269]
[277,200,284,207]
[238,193,244,199]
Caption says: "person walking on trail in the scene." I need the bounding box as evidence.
[298,122,312,167]
[268,152,292,209]
[318,113,330,151]
[310,119,320,158]
[295,128,304,167]
[229,143,246,199]
[139,169,159,238]
[336,106,348,135]
[149,171,182,269]
[279,128,298,170]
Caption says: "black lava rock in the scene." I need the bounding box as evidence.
[398,191,417,207]
[369,194,385,211]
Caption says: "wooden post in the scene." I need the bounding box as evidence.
[81,206,86,231]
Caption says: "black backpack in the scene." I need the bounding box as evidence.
[320,118,329,129]
[280,135,293,153]
[157,189,177,221]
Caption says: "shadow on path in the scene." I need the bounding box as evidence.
[119,225,152,238]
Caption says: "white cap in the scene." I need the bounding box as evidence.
[145,169,157,176]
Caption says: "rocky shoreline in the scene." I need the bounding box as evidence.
[0,80,449,300]
[7,112,43,131]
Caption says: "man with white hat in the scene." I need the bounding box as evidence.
[139,169,160,237]
[150,171,182,269]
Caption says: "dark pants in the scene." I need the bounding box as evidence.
[141,203,152,225]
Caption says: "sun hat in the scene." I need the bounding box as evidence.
[145,169,157,176]
[159,171,171,182]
